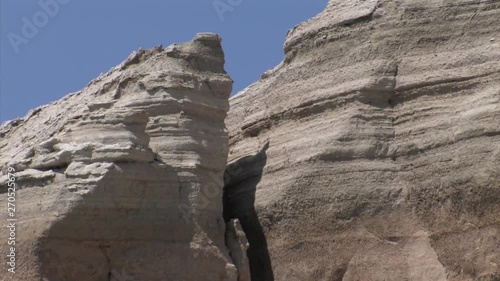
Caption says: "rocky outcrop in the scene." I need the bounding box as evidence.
[0,33,239,281]
[1,1,499,280]
[227,1,500,280]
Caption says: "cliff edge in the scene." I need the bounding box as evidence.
[227,1,500,280]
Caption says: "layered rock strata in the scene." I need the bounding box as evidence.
[227,1,500,280]
[0,33,239,281]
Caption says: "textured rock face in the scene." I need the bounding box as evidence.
[0,34,238,281]
[227,1,500,280]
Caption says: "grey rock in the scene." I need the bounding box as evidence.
[0,34,237,281]
[227,0,500,280]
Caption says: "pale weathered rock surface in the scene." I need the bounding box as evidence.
[2,1,500,280]
[227,0,500,280]
[226,219,251,281]
[0,33,239,281]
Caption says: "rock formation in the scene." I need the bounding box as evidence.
[227,0,500,280]
[1,1,500,280]
[0,33,240,281]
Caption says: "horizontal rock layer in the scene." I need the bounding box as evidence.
[227,0,500,280]
[0,34,238,281]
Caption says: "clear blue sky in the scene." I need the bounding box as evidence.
[0,0,328,123]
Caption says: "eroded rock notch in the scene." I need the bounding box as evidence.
[223,141,274,281]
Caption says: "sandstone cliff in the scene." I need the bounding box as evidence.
[0,34,239,281]
[1,1,500,280]
[227,0,500,280]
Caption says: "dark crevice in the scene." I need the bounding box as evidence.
[223,141,274,281]
[34,164,70,172]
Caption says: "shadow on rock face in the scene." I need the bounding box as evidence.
[223,141,274,281]
[35,162,202,281]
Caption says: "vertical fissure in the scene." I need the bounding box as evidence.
[223,141,274,281]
